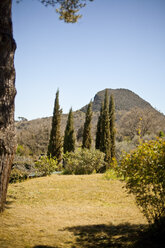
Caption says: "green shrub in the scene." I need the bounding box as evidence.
[159,130,165,138]
[63,148,105,175]
[104,169,119,180]
[10,168,28,183]
[16,144,26,156]
[16,144,31,156]
[35,155,58,176]
[119,138,165,224]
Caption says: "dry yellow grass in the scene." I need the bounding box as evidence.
[0,174,147,248]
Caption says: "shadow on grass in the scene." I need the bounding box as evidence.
[32,222,164,248]
[63,223,147,248]
[5,200,15,209]
[134,218,165,248]
[33,246,59,248]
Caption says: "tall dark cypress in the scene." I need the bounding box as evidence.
[47,89,62,163]
[95,102,103,150]
[82,101,93,149]
[101,90,111,164]
[63,108,75,153]
[109,94,116,160]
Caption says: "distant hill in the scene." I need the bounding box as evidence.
[15,88,165,156]
[81,88,155,112]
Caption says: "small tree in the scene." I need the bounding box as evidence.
[109,94,116,160]
[82,101,93,149]
[47,89,62,163]
[63,108,75,153]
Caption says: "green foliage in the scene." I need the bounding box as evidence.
[109,94,116,160]
[101,90,111,164]
[56,0,94,23]
[104,168,119,181]
[38,0,94,23]
[64,108,75,153]
[159,130,165,138]
[16,144,31,156]
[48,89,63,163]
[95,102,103,150]
[104,158,119,180]
[63,148,105,175]
[82,101,93,149]
[119,138,165,224]
[95,91,116,167]
[35,156,58,176]
[9,168,28,183]
[16,144,25,156]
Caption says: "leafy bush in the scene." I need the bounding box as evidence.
[63,148,105,175]
[104,169,119,180]
[10,168,28,183]
[159,130,165,138]
[35,155,58,176]
[16,144,31,156]
[119,138,165,224]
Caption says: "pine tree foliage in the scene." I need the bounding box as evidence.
[63,108,75,153]
[101,90,111,164]
[39,0,94,23]
[47,89,62,163]
[95,102,103,150]
[82,101,93,149]
[109,94,116,160]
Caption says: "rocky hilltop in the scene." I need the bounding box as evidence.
[81,88,155,112]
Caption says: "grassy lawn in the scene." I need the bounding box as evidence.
[0,174,147,248]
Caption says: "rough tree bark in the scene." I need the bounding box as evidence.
[0,0,16,211]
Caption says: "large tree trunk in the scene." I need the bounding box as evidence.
[0,0,16,212]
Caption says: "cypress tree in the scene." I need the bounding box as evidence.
[63,108,75,153]
[82,101,93,149]
[95,102,103,150]
[101,89,111,164]
[47,89,62,163]
[109,94,116,160]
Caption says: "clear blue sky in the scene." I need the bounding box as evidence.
[12,0,165,120]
